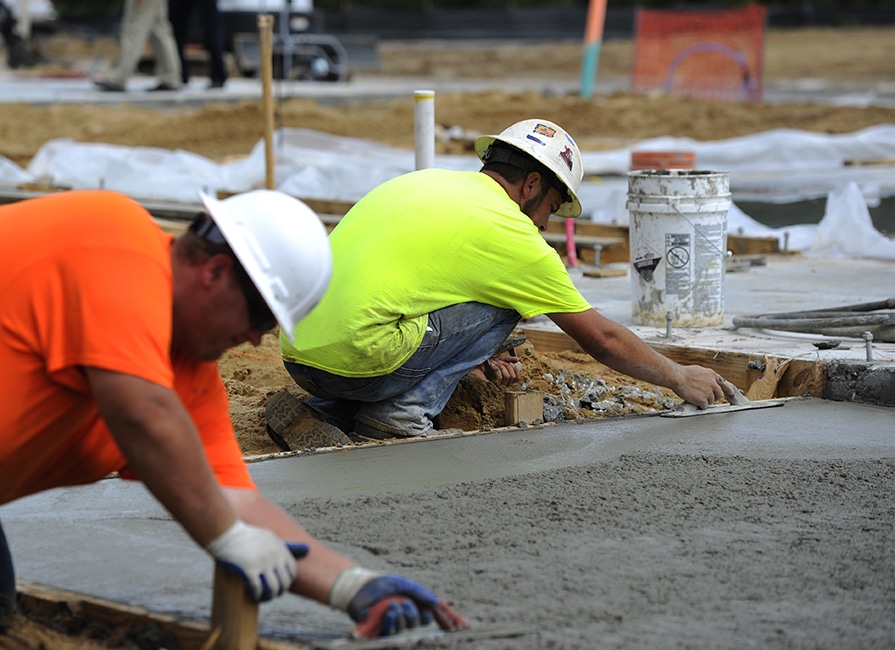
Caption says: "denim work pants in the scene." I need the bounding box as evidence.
[285,302,520,437]
[0,519,15,617]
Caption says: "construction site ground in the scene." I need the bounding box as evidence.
[0,26,894,650]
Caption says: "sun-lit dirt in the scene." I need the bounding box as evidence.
[217,332,681,459]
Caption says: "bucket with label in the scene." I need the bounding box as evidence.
[627,170,731,327]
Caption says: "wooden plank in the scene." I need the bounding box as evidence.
[17,582,218,650]
[519,326,585,355]
[155,216,188,236]
[519,326,826,398]
[299,198,355,217]
[578,241,630,265]
[581,266,628,278]
[545,218,780,263]
[727,234,780,256]
[16,582,307,650]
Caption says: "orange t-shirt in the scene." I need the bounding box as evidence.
[0,190,253,505]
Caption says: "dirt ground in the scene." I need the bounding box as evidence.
[218,333,680,458]
[2,26,894,649]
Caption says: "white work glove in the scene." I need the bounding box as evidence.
[205,520,301,602]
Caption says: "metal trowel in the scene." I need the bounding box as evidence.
[311,625,533,649]
[310,598,534,649]
[661,380,787,417]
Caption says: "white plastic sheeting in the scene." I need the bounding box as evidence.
[583,124,895,175]
[582,124,895,204]
[811,182,895,259]
[0,155,32,188]
[1,126,893,260]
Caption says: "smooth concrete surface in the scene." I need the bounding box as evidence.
[1,398,893,644]
[568,254,895,362]
[0,73,598,108]
[1,70,894,109]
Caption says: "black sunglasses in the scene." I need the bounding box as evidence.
[190,213,277,333]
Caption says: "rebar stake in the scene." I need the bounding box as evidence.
[863,331,874,361]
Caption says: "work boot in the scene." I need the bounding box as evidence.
[266,390,352,451]
[93,79,126,92]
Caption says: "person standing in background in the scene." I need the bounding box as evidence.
[94,0,182,92]
[169,0,228,89]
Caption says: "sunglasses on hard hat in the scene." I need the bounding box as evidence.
[190,213,278,333]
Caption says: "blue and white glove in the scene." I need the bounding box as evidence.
[330,568,440,637]
[205,520,305,602]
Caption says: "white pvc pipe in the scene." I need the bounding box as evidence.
[413,90,435,170]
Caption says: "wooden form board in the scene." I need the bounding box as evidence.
[544,217,781,264]
[154,200,778,263]
[519,326,826,399]
[16,582,307,650]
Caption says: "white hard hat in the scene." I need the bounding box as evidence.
[475,119,583,217]
[198,190,332,341]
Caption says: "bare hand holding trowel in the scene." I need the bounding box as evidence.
[665,364,738,410]
[664,374,787,418]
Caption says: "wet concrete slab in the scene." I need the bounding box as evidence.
[2,397,892,643]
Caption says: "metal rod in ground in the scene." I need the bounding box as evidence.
[257,14,275,190]
[864,331,874,361]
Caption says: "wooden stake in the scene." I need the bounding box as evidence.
[211,564,259,650]
[257,14,276,190]
[505,391,544,426]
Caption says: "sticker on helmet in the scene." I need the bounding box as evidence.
[533,123,557,138]
[559,145,574,171]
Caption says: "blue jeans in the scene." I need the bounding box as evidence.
[285,302,520,437]
[0,520,15,617]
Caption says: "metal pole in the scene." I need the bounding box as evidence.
[580,0,608,99]
[258,14,276,190]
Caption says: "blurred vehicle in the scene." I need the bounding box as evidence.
[217,0,348,81]
[1,0,56,68]
[5,0,57,31]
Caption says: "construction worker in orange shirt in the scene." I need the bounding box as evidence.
[0,189,466,637]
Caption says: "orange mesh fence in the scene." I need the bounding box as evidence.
[631,4,768,103]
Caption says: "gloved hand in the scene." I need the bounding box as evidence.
[330,568,468,638]
[205,520,304,602]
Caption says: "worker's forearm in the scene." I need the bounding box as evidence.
[548,309,728,407]
[224,487,355,604]
[549,309,684,391]
[590,322,683,389]
[86,368,236,547]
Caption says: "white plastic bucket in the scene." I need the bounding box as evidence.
[627,170,731,327]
